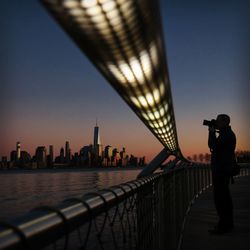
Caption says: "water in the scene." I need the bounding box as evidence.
[0,168,141,221]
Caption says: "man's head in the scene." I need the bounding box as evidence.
[216,114,230,129]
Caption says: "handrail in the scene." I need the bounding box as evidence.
[0,173,160,249]
[0,163,249,250]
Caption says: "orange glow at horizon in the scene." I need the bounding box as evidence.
[0,117,249,163]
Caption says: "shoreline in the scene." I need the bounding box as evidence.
[0,166,144,174]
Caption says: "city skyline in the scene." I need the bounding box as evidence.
[0,1,249,162]
[1,122,145,168]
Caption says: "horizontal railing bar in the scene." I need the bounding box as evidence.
[0,164,249,250]
[0,172,162,250]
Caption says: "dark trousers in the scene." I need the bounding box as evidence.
[212,172,233,228]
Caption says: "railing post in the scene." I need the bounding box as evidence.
[202,166,205,191]
[205,166,208,188]
[170,170,177,250]
[194,166,197,198]
[190,166,195,200]
[157,175,167,250]
[164,171,176,250]
[137,179,155,250]
[198,165,201,194]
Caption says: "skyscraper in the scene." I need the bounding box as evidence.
[10,150,17,162]
[48,145,54,166]
[60,147,64,163]
[104,145,113,158]
[120,147,126,159]
[49,145,54,162]
[16,142,21,160]
[35,146,47,168]
[93,122,101,147]
[65,141,70,163]
[104,145,113,166]
[93,121,102,157]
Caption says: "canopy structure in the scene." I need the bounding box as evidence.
[42,0,184,160]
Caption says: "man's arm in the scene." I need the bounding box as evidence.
[208,127,217,151]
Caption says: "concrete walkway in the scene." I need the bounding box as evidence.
[181,175,250,250]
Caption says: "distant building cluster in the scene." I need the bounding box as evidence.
[0,123,146,169]
[187,153,211,163]
[235,151,250,163]
[187,151,250,164]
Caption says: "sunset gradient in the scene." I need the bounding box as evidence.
[0,0,249,162]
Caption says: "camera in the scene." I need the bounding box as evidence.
[203,119,217,128]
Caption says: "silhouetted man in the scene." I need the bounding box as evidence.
[208,114,236,234]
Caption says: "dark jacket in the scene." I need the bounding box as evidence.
[208,126,236,174]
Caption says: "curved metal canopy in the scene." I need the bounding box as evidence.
[42,0,182,155]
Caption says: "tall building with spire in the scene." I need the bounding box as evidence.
[93,120,102,157]
[94,120,101,146]
[16,142,21,160]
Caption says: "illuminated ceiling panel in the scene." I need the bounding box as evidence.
[42,0,181,154]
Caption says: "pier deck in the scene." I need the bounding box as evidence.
[182,175,250,250]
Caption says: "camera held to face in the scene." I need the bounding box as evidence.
[203,119,217,128]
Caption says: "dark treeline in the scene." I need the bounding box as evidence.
[187,151,250,163]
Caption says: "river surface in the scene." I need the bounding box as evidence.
[0,168,141,221]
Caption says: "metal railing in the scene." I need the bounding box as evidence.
[0,163,208,250]
[0,163,249,250]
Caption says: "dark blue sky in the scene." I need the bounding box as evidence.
[0,0,249,160]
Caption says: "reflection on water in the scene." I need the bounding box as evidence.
[0,168,140,220]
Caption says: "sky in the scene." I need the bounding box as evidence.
[0,0,249,162]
